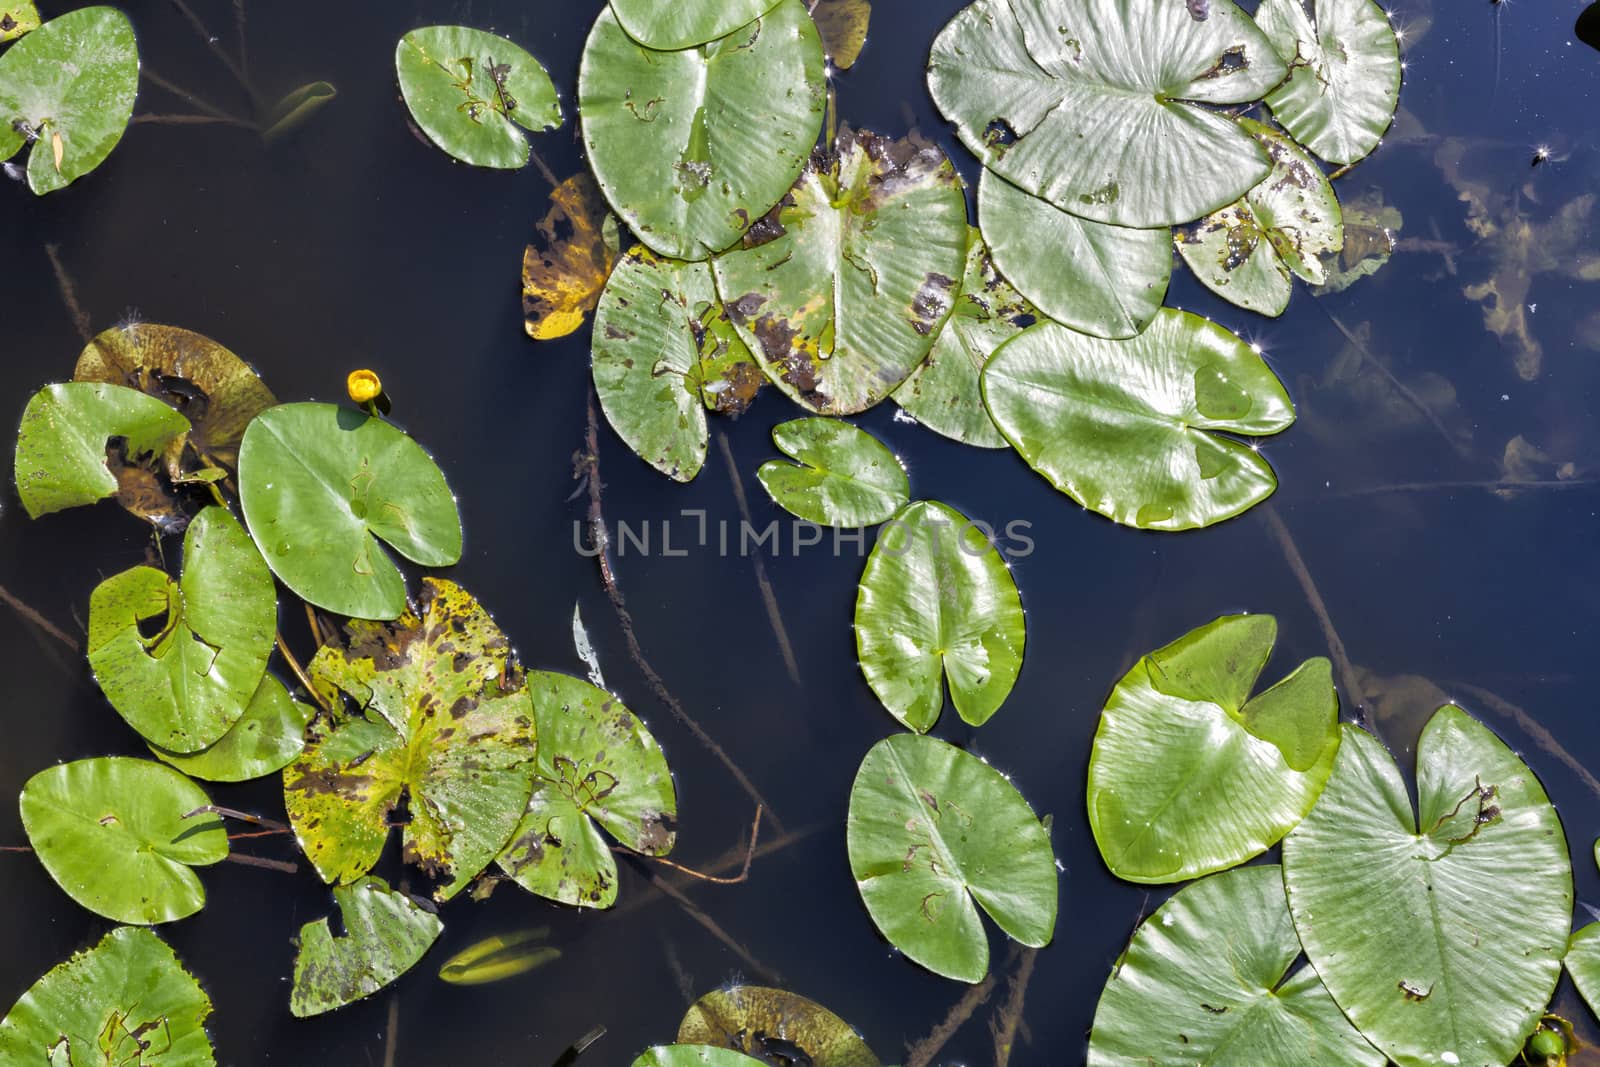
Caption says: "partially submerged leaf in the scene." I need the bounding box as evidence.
[1282,707,1573,1067]
[0,2,40,43]
[572,603,607,690]
[977,168,1171,340]
[523,173,621,341]
[290,876,443,1017]
[678,986,881,1067]
[261,80,338,142]
[579,0,826,260]
[237,402,462,620]
[87,506,277,753]
[20,757,228,924]
[609,0,785,50]
[395,25,561,169]
[13,382,191,520]
[633,1048,765,1067]
[151,674,315,783]
[811,0,871,69]
[981,311,1295,531]
[756,419,908,528]
[495,671,675,909]
[1257,0,1401,167]
[1176,119,1344,317]
[846,733,1056,983]
[0,6,139,194]
[891,228,1032,450]
[714,128,968,415]
[0,927,215,1066]
[855,501,1025,733]
[284,579,537,901]
[438,928,559,986]
[1569,892,1600,1021]
[927,0,1286,227]
[1088,866,1383,1066]
[1311,186,1400,294]
[1086,615,1340,883]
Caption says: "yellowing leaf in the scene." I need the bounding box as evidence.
[522,173,620,341]
[812,0,870,69]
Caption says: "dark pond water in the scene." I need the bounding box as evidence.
[4,0,1600,1063]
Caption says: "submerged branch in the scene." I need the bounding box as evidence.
[223,851,297,874]
[140,68,253,126]
[45,244,91,342]
[133,113,256,129]
[275,629,332,714]
[1452,681,1600,800]
[645,867,782,985]
[715,432,803,688]
[0,584,79,651]
[166,0,259,106]
[906,973,998,1067]
[1330,478,1599,498]
[615,805,762,885]
[184,805,289,832]
[990,947,1038,1067]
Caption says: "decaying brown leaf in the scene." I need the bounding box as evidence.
[522,173,621,341]
[678,985,881,1067]
[811,0,871,70]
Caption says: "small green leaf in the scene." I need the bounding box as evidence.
[1568,920,1600,1021]
[846,733,1057,983]
[982,311,1295,531]
[88,506,277,753]
[13,382,191,520]
[0,3,41,43]
[678,986,881,1067]
[237,402,462,621]
[0,927,215,1065]
[396,26,560,169]
[855,501,1025,733]
[151,674,314,782]
[20,757,228,925]
[1087,614,1340,883]
[609,0,785,49]
[290,877,443,1017]
[757,419,909,528]
[437,928,559,986]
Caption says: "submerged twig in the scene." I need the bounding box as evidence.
[615,806,762,885]
[166,0,259,106]
[0,584,79,651]
[140,68,253,126]
[223,852,297,874]
[614,823,820,921]
[184,804,289,832]
[133,113,256,129]
[226,828,291,840]
[715,432,802,688]
[528,145,560,189]
[579,388,783,830]
[275,630,332,714]
[0,845,33,853]
[45,244,91,342]
[990,947,1038,1067]
[1452,681,1600,800]
[232,0,249,87]
[1330,478,1599,498]
[906,973,997,1067]
[382,985,400,1067]
[550,1025,606,1067]
[645,868,781,984]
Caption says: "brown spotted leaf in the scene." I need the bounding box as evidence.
[494,671,675,909]
[679,986,881,1067]
[713,127,967,416]
[811,0,871,69]
[522,173,621,341]
[284,578,537,902]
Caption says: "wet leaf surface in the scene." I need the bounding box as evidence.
[237,402,462,620]
[1176,119,1343,317]
[1282,706,1572,1067]
[678,986,881,1067]
[437,927,559,985]
[13,381,191,520]
[714,128,968,415]
[1088,866,1383,1066]
[20,757,228,925]
[977,169,1171,340]
[495,671,675,909]
[610,0,786,50]
[1257,0,1401,167]
[523,173,621,341]
[290,876,443,1017]
[579,0,826,260]
[0,6,138,194]
[891,228,1031,450]
[846,733,1056,983]
[1087,614,1340,883]
[0,2,40,43]
[811,0,871,69]
[87,506,277,753]
[0,927,215,1065]
[756,419,909,528]
[634,1047,765,1067]
[285,579,537,901]
[982,310,1295,530]
[855,501,1025,733]
[395,25,561,169]
[928,0,1286,227]
[151,674,314,783]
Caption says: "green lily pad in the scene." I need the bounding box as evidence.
[1256,0,1401,167]
[891,228,1031,450]
[977,169,1171,340]
[1176,119,1344,317]
[1088,866,1383,1066]
[855,501,1025,733]
[678,986,881,1067]
[1087,614,1340,883]
[715,128,968,415]
[284,578,536,902]
[1282,707,1573,1067]
[495,671,676,909]
[578,0,826,260]
[290,876,444,1017]
[847,733,1056,983]
[927,0,1286,228]
[19,757,228,925]
[609,0,785,49]
[13,382,191,520]
[87,506,277,753]
[151,674,315,783]
[237,402,462,621]
[0,927,215,1065]
[756,419,908,528]
[0,3,40,43]
[437,928,560,985]
[981,310,1295,531]
[633,1048,765,1067]
[1568,920,1600,1021]
[0,6,138,195]
[395,26,561,169]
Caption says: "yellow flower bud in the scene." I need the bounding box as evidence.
[347,369,382,405]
